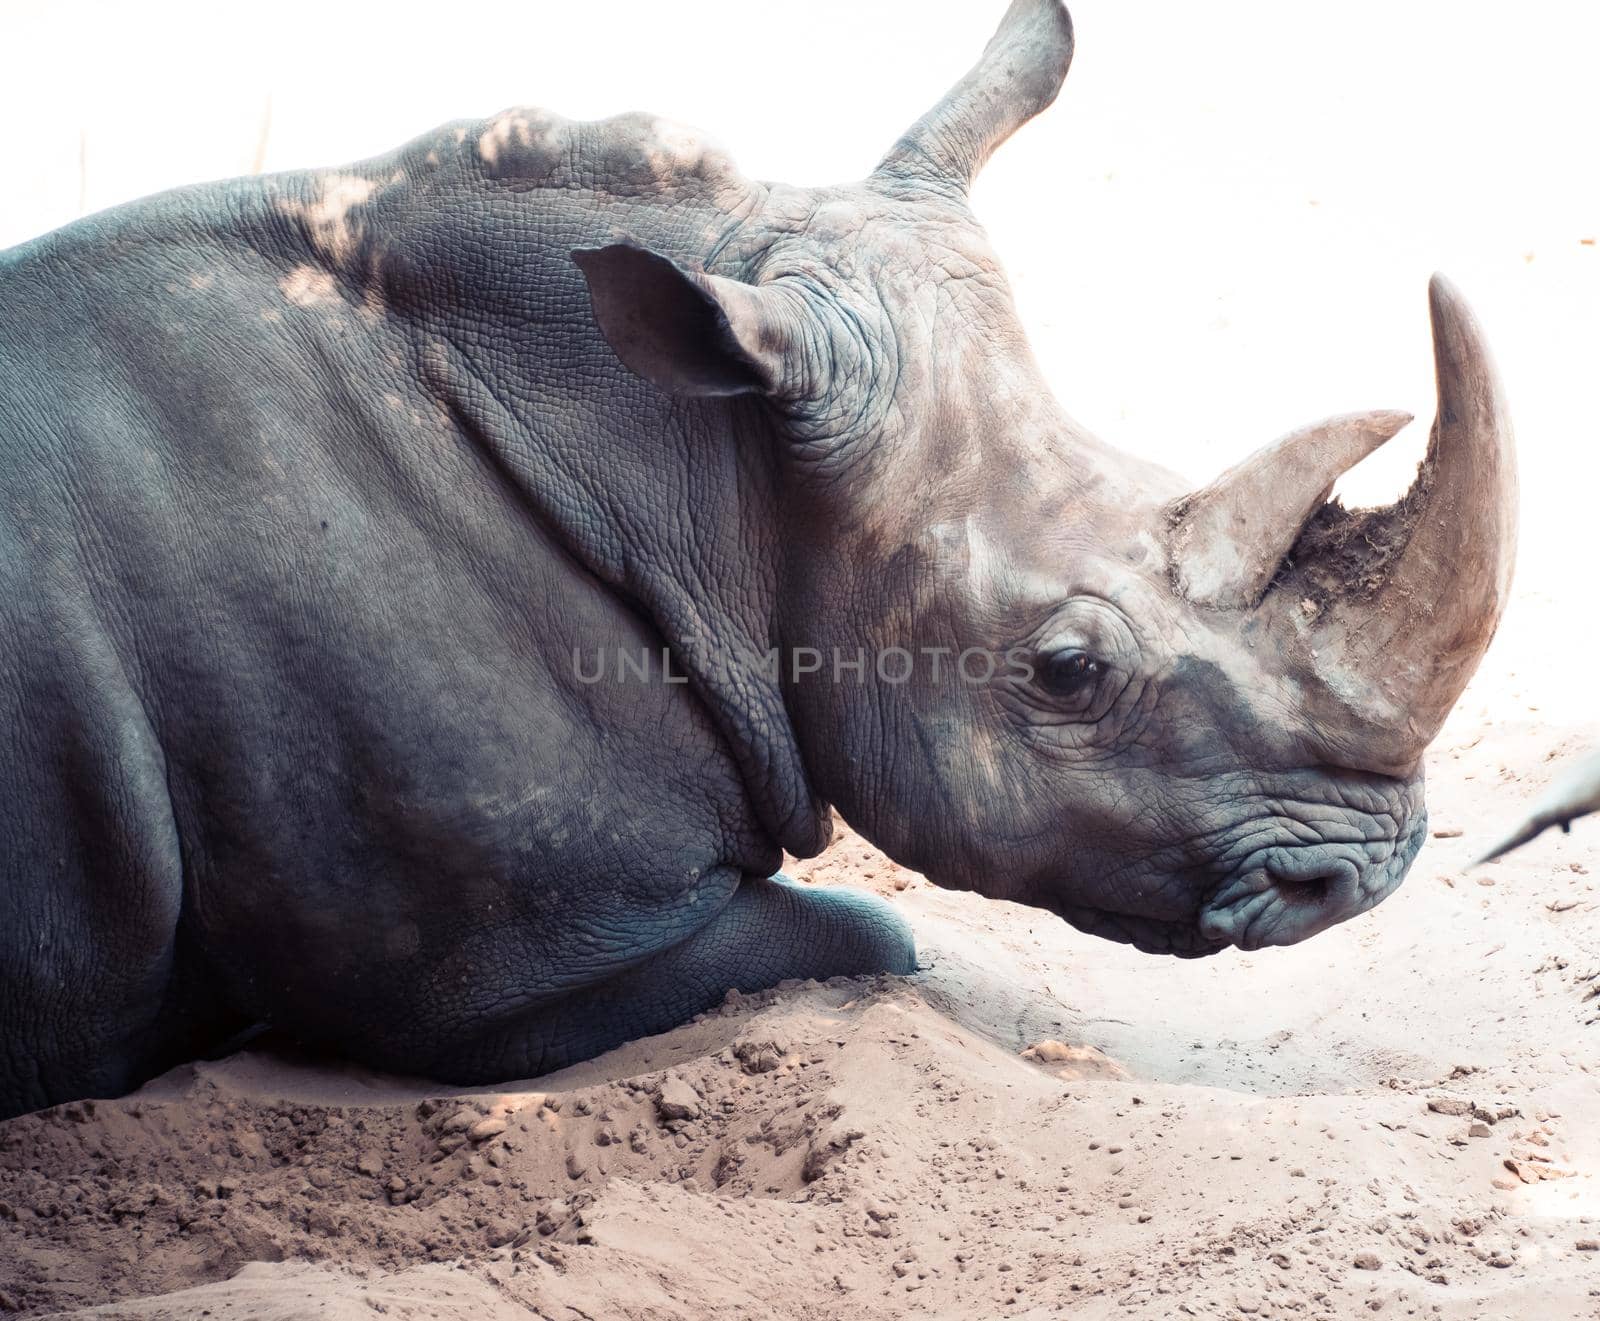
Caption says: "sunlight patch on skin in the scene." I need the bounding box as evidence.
[477,109,560,174]
[279,264,338,308]
[378,389,432,429]
[641,117,737,186]
[477,107,743,200]
[277,172,378,266]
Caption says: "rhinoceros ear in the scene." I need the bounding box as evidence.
[573,244,798,399]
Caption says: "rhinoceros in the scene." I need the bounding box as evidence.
[0,0,1517,1118]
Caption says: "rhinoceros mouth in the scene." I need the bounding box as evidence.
[1037,809,1427,957]
[1195,811,1427,951]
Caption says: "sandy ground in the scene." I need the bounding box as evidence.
[0,588,1594,1319]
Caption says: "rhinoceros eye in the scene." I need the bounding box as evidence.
[1037,648,1105,703]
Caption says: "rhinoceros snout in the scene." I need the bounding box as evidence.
[1197,826,1422,951]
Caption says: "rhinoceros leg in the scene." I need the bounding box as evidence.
[428,875,916,1083]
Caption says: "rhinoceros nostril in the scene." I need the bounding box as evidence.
[1199,853,1370,949]
[1271,874,1331,908]
[1265,853,1361,915]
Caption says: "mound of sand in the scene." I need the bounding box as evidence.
[1,591,1597,1320]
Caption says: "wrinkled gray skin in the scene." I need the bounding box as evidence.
[0,0,1516,1118]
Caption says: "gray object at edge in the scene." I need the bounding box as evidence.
[1477,750,1600,863]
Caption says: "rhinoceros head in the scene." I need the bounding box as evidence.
[575,0,1517,954]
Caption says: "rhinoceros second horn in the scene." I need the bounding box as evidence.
[1167,409,1414,611]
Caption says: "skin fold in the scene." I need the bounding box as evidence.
[0,1,1515,1118]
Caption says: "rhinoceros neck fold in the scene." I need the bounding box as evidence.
[422,338,830,858]
[353,122,833,858]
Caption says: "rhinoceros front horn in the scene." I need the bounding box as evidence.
[874,0,1075,192]
[1170,276,1518,774]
